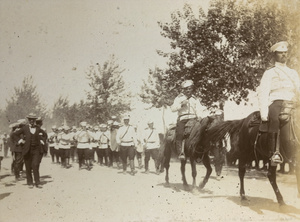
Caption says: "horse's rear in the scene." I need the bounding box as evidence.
[211,108,300,204]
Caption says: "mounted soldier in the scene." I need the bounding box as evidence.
[257,41,300,165]
[170,80,206,160]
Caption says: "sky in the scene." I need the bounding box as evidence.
[0,0,210,112]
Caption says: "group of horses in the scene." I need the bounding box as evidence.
[159,105,300,206]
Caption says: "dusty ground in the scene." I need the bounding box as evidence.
[0,156,299,222]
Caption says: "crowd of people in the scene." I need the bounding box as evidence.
[2,113,162,188]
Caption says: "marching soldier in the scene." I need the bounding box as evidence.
[75,122,92,170]
[109,121,121,169]
[48,126,58,164]
[116,115,137,175]
[97,124,110,166]
[142,120,160,174]
[57,125,72,168]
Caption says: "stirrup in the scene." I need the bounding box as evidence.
[270,151,283,165]
[178,153,185,160]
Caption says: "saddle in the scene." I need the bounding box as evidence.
[184,119,198,138]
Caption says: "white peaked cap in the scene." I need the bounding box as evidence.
[181,80,194,88]
[270,41,288,52]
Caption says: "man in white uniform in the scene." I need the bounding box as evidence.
[258,41,300,164]
[171,80,206,160]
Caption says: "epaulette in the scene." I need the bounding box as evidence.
[266,65,275,70]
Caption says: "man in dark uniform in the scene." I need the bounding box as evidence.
[12,113,47,188]
[10,122,24,181]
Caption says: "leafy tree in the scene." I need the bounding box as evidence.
[5,76,46,125]
[51,96,70,126]
[156,0,300,107]
[140,67,176,109]
[86,55,131,123]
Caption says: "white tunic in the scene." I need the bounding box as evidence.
[171,94,206,121]
[116,125,137,146]
[98,131,110,149]
[57,132,72,149]
[258,62,300,120]
[142,127,160,150]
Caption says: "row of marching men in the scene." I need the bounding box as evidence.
[48,114,161,175]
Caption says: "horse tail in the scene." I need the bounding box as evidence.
[206,119,243,143]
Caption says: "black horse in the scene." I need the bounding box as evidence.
[160,114,224,189]
[207,106,300,205]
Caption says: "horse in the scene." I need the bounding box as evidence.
[207,105,300,205]
[160,114,225,189]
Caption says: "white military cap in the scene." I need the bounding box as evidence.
[93,125,99,130]
[107,120,113,125]
[51,125,57,129]
[270,41,288,52]
[17,119,27,125]
[123,114,130,120]
[9,122,19,128]
[112,121,120,127]
[80,121,87,127]
[111,115,117,120]
[100,124,107,128]
[181,80,194,88]
[147,120,154,124]
[63,125,70,131]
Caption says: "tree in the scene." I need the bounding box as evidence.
[86,55,131,123]
[156,0,300,107]
[5,76,46,125]
[51,96,70,126]
[140,67,176,109]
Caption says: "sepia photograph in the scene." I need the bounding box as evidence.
[0,0,299,221]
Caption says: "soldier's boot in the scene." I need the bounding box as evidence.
[138,158,143,169]
[87,160,92,170]
[154,159,160,175]
[130,160,136,175]
[144,161,149,174]
[177,140,185,160]
[268,132,283,166]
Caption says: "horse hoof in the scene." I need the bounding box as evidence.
[278,200,286,206]
[199,182,205,190]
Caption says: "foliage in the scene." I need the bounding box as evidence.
[140,67,177,108]
[86,55,131,123]
[154,0,300,107]
[49,98,90,128]
[5,76,46,124]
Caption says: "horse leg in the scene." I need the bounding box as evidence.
[164,157,170,184]
[239,159,247,201]
[267,164,285,205]
[199,153,212,189]
[190,157,197,188]
[164,151,171,184]
[295,160,300,198]
[181,159,188,186]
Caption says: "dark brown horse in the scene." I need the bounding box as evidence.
[160,114,224,189]
[207,106,300,205]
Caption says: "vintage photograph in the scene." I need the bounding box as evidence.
[0,0,299,221]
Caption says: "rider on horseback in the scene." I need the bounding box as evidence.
[171,80,206,160]
[258,41,300,165]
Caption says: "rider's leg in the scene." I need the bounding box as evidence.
[267,101,283,165]
[175,119,188,160]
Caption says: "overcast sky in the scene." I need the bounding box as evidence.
[0,0,210,111]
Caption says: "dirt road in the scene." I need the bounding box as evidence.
[0,156,299,222]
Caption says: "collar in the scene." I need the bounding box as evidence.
[275,62,287,68]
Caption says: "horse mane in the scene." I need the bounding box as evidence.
[206,118,244,143]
